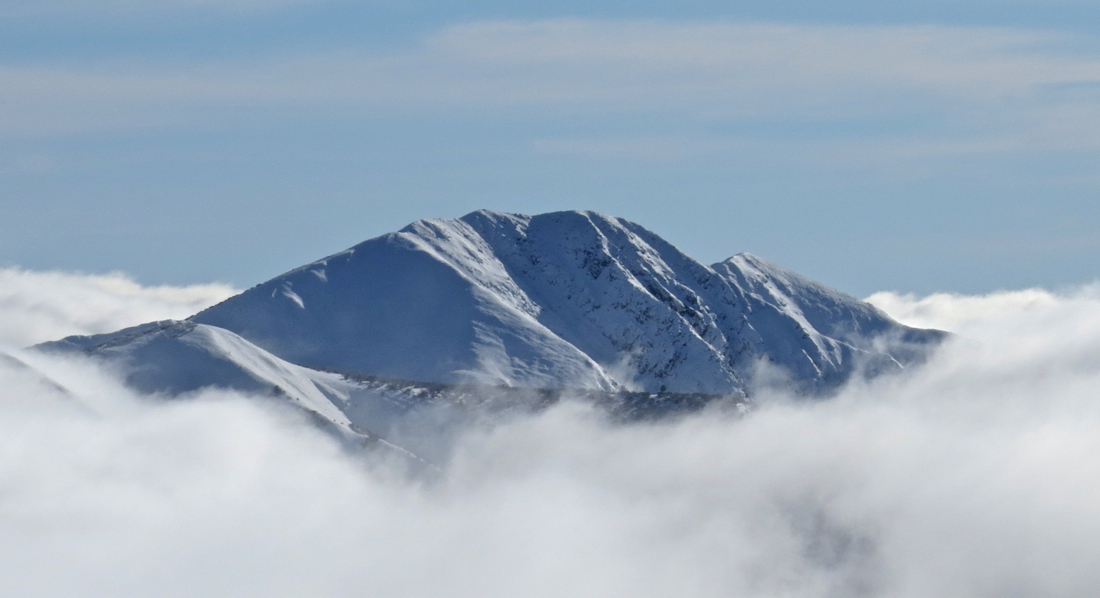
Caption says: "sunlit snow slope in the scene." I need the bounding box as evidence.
[188,210,945,394]
[37,321,744,463]
[36,321,440,461]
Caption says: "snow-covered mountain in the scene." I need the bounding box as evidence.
[188,210,945,395]
[37,320,745,464]
[32,209,945,459]
[40,320,361,429]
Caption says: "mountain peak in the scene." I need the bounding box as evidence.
[183,209,943,395]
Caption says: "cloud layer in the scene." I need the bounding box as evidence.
[0,268,235,348]
[867,283,1100,333]
[3,273,1100,596]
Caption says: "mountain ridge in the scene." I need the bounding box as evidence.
[185,209,945,395]
[34,319,748,465]
[32,208,947,460]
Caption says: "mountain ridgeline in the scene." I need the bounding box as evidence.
[34,210,946,462]
[188,210,944,395]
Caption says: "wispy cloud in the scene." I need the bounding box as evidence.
[0,0,325,18]
[6,19,1100,162]
[530,136,736,161]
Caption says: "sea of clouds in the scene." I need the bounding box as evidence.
[2,269,1100,597]
[0,267,236,348]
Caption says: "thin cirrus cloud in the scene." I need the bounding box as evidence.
[4,20,1100,159]
[0,0,325,18]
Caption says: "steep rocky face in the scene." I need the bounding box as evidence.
[188,210,945,394]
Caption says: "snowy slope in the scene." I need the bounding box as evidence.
[188,210,945,395]
[37,321,430,461]
[36,323,747,463]
[40,321,357,428]
[713,253,946,369]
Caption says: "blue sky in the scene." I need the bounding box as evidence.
[2,1,1099,296]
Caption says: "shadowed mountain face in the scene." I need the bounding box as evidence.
[186,210,945,395]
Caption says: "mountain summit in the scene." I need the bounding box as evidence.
[186,210,944,395]
[37,210,946,460]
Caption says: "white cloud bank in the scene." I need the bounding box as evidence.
[867,283,1100,333]
[0,268,235,348]
[4,273,1100,596]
